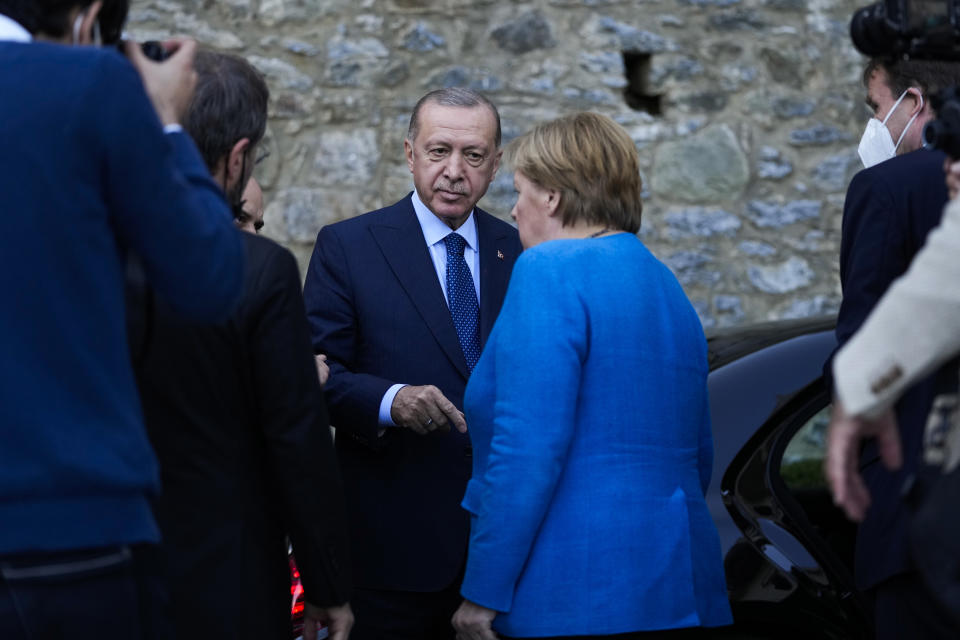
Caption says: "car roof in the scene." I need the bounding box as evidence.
[706,315,837,371]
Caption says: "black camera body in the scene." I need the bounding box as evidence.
[924,86,960,156]
[851,1,960,157]
[115,40,170,63]
[851,0,960,60]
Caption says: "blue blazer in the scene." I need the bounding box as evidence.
[836,149,959,589]
[461,235,732,637]
[303,194,522,591]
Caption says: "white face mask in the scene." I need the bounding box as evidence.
[857,90,924,168]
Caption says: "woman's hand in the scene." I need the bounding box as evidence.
[452,599,498,640]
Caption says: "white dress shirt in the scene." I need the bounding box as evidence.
[377,190,481,426]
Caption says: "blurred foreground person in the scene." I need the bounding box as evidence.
[452,112,732,640]
[0,2,242,639]
[837,57,960,639]
[130,51,352,640]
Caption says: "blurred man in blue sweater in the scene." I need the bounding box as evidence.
[0,1,243,638]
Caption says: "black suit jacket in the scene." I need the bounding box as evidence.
[130,233,351,640]
[303,194,522,591]
[836,149,957,590]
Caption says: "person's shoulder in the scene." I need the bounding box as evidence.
[246,232,295,263]
[2,41,132,89]
[476,207,518,233]
[244,233,300,281]
[859,149,946,183]
[322,194,414,235]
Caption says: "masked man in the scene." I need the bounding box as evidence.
[836,56,960,638]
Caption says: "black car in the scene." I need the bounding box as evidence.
[707,315,871,639]
[291,315,867,639]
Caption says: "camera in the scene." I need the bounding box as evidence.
[851,0,960,60]
[923,86,960,156]
[115,40,170,62]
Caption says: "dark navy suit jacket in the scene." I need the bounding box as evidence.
[303,194,522,591]
[837,149,957,590]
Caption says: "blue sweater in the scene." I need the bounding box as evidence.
[461,234,732,637]
[0,42,243,554]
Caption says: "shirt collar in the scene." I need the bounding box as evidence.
[0,14,32,42]
[411,189,478,252]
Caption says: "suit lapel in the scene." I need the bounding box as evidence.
[371,199,470,380]
[477,210,517,348]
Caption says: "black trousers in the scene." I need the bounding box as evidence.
[870,572,957,640]
[349,582,463,640]
[0,544,170,640]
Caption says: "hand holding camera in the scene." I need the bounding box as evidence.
[125,38,198,127]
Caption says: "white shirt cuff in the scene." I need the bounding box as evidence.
[378,384,406,426]
[163,123,184,134]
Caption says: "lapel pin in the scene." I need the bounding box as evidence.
[497,250,504,260]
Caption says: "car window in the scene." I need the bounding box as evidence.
[780,405,831,490]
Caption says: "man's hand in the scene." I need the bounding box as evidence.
[452,599,498,640]
[125,37,197,127]
[391,385,467,435]
[303,602,353,640]
[825,401,903,522]
[315,354,330,387]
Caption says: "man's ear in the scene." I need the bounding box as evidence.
[76,0,104,45]
[908,87,926,116]
[404,138,415,173]
[225,138,251,191]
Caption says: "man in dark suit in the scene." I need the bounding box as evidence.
[838,56,960,638]
[130,51,353,640]
[0,3,243,639]
[304,88,523,640]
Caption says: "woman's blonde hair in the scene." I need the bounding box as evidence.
[505,111,643,233]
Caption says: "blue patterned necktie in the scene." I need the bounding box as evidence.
[444,233,481,372]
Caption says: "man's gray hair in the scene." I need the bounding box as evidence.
[406,88,502,147]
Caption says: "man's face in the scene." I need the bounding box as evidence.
[865,69,927,154]
[238,177,265,234]
[404,103,501,230]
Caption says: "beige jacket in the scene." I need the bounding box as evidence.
[834,196,960,418]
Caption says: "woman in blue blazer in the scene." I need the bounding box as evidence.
[452,112,732,639]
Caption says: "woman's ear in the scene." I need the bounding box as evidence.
[545,189,561,217]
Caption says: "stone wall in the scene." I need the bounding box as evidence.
[126,0,869,327]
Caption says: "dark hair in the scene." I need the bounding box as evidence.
[864,57,960,99]
[0,0,128,43]
[406,87,502,147]
[182,50,269,175]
